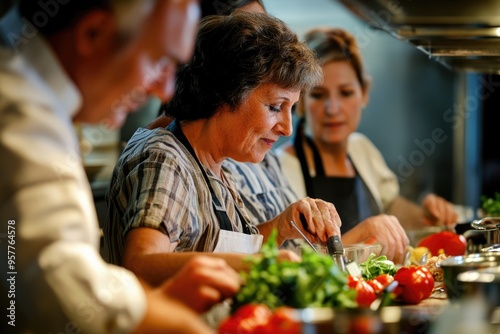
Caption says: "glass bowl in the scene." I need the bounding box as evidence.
[343,244,383,264]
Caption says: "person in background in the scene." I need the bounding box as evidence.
[104,12,341,286]
[279,27,458,263]
[0,1,242,333]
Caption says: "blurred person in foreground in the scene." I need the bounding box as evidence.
[0,1,243,333]
[279,28,458,263]
[104,12,341,285]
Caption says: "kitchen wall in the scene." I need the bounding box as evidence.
[264,0,459,205]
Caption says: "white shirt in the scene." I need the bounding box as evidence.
[0,8,145,333]
[279,132,400,213]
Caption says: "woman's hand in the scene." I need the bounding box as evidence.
[270,197,342,245]
[161,256,241,313]
[422,194,458,228]
[342,214,408,264]
[277,249,301,263]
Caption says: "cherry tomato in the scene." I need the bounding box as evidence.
[393,266,434,304]
[417,231,466,256]
[372,274,394,288]
[266,307,300,334]
[366,279,384,294]
[347,275,362,289]
[219,303,272,334]
[354,280,377,307]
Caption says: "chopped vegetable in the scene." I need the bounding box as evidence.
[232,230,357,312]
[358,254,397,280]
[481,192,500,216]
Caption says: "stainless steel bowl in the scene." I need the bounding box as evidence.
[457,266,500,308]
[440,252,500,299]
[293,307,437,334]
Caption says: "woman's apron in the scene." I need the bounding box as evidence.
[293,123,380,233]
[169,121,262,254]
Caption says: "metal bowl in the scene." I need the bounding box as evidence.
[457,266,500,308]
[294,306,438,334]
[440,252,500,299]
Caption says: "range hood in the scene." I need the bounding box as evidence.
[338,0,500,73]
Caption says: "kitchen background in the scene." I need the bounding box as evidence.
[2,0,499,222]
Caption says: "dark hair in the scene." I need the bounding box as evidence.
[201,0,265,16]
[304,28,367,89]
[164,12,322,121]
[19,0,110,35]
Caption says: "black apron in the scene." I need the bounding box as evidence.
[168,121,252,235]
[293,121,380,233]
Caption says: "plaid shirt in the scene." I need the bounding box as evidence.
[222,151,298,223]
[103,127,250,265]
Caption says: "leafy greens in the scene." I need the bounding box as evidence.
[232,230,356,313]
[358,254,397,280]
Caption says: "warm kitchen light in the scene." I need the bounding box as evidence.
[496,27,500,36]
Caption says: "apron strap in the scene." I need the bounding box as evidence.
[293,119,317,197]
[168,120,251,235]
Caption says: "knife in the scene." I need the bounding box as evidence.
[327,235,346,271]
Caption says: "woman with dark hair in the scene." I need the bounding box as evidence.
[104,13,341,284]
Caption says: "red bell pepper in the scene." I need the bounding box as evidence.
[417,231,466,256]
[393,266,434,304]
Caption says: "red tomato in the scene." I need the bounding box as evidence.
[347,275,362,289]
[417,231,466,256]
[373,274,394,288]
[266,307,300,334]
[366,279,384,294]
[393,266,434,304]
[219,304,272,334]
[355,280,377,307]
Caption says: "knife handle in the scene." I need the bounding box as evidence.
[299,213,313,235]
[327,235,343,255]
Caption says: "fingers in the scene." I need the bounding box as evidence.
[277,249,301,263]
[163,256,241,313]
[292,198,341,243]
[423,194,458,227]
[362,215,408,265]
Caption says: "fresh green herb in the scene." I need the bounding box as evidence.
[481,192,500,216]
[232,230,357,313]
[358,254,397,280]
